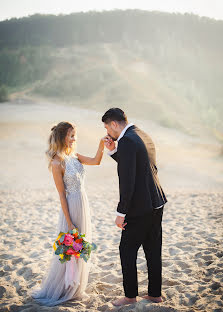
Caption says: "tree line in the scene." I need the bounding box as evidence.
[0,10,222,49]
[0,9,222,136]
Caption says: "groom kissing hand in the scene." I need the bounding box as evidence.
[102,108,167,307]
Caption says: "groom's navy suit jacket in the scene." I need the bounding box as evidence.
[111,125,167,217]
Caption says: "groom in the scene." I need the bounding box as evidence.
[102,108,167,306]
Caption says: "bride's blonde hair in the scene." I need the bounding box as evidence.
[46,121,76,170]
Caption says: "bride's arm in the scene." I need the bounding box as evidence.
[51,159,74,231]
[77,138,105,165]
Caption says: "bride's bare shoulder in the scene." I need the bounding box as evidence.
[51,155,62,168]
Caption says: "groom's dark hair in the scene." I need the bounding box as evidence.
[102,108,128,124]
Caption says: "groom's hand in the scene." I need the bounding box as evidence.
[115,216,127,230]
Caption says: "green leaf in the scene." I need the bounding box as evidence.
[59,234,65,243]
[59,258,67,264]
[91,243,97,251]
[55,245,64,255]
[70,228,78,235]
[80,254,89,262]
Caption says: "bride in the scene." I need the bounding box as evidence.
[31,121,105,306]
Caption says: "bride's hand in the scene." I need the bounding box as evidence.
[68,222,75,232]
[103,135,115,151]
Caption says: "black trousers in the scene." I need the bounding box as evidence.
[119,207,163,298]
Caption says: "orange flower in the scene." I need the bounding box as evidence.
[72,233,78,239]
[75,238,83,244]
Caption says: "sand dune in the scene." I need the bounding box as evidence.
[0,100,223,311]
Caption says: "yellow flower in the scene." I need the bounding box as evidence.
[59,254,64,259]
[53,232,65,251]
[57,232,65,241]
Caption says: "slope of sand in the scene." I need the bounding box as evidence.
[0,100,223,312]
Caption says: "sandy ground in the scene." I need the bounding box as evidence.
[0,100,223,312]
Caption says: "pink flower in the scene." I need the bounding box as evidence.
[66,248,76,255]
[63,234,74,246]
[73,241,83,252]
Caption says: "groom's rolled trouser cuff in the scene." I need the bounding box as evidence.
[116,212,126,217]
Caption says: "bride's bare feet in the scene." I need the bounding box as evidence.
[142,295,163,303]
[112,296,137,306]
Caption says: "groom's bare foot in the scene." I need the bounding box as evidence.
[142,295,163,303]
[112,296,137,306]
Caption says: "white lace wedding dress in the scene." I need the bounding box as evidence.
[31,155,92,306]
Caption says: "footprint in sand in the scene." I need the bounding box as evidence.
[0,286,6,299]
[176,260,190,269]
[163,278,181,286]
[3,265,13,272]
[0,254,14,260]
[106,251,118,258]
[101,273,122,283]
[202,255,214,261]
[11,257,24,265]
[100,263,114,270]
[169,247,181,256]
[95,282,113,292]
[216,251,223,258]
[0,270,8,277]
[211,282,221,290]
[16,267,27,275]
[29,252,40,258]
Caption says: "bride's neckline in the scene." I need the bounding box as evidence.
[64,155,82,166]
[64,154,78,160]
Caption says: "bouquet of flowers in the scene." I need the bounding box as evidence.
[53,227,96,264]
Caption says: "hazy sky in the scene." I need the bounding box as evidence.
[0,0,223,21]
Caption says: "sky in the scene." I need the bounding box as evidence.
[0,0,223,21]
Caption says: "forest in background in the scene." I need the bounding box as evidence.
[0,10,222,141]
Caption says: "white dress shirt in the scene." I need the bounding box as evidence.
[108,123,163,218]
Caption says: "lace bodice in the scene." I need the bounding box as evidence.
[63,156,85,194]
